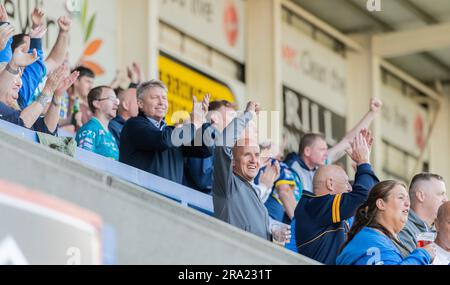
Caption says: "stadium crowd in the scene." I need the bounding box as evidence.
[0,6,448,265]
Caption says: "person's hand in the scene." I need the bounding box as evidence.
[190,94,210,128]
[423,243,437,262]
[346,132,370,166]
[272,224,291,244]
[0,24,14,51]
[55,71,80,98]
[245,101,261,117]
[127,62,143,84]
[259,160,281,189]
[370,97,383,112]
[42,63,69,95]
[57,15,72,32]
[30,24,47,39]
[0,4,9,22]
[127,66,138,84]
[202,93,210,113]
[132,62,143,84]
[360,128,374,150]
[110,69,123,88]
[12,48,38,68]
[31,8,45,29]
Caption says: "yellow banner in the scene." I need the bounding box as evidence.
[159,55,236,125]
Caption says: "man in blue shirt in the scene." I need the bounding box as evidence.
[12,9,71,109]
[295,131,379,264]
[76,86,120,160]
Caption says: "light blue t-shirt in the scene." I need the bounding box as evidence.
[76,117,119,161]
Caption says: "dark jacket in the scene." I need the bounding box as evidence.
[295,163,379,265]
[108,115,126,147]
[0,102,57,135]
[119,113,212,184]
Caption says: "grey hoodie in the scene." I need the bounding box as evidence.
[398,209,435,254]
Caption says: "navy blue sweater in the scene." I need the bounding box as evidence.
[119,114,213,184]
[294,163,379,265]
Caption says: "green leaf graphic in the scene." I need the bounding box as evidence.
[81,0,88,28]
[84,13,96,43]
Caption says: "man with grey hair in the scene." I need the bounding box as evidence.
[399,173,448,254]
[119,79,213,184]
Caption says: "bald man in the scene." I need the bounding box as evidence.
[294,132,379,265]
[213,101,273,241]
[433,201,450,265]
[108,88,139,147]
[399,173,448,254]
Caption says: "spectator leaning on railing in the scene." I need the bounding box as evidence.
[336,180,435,265]
[119,80,212,184]
[398,173,448,254]
[76,86,120,161]
[295,130,379,265]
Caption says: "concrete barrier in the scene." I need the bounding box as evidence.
[0,128,319,265]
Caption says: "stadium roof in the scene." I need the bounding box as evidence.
[292,0,450,88]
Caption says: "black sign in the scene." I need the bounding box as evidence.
[283,86,346,155]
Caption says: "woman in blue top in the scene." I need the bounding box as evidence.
[337,180,436,265]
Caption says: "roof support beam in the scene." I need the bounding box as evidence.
[373,22,450,58]
[398,0,439,25]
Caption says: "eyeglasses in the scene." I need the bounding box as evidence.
[95,96,119,104]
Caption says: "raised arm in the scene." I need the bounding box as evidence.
[327,98,382,163]
[308,132,379,226]
[0,47,38,105]
[46,15,71,73]
[21,62,66,130]
[0,4,13,65]
[45,67,79,133]
[212,102,257,196]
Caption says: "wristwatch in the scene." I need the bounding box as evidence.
[52,97,62,107]
[5,63,20,75]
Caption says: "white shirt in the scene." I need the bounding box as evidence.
[252,183,271,203]
[433,244,450,265]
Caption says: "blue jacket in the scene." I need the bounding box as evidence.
[336,227,431,265]
[119,113,213,184]
[108,115,126,148]
[18,39,47,109]
[184,155,214,194]
[0,36,12,63]
[295,163,379,265]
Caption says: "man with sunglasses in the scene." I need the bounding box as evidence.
[76,85,120,160]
